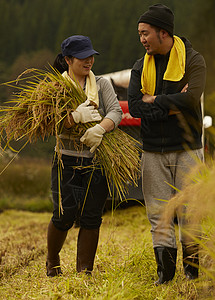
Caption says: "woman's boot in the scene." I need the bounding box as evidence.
[76,228,99,274]
[182,244,199,280]
[46,221,68,277]
[154,247,177,285]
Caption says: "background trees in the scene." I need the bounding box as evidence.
[0,0,214,134]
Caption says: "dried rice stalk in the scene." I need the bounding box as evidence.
[0,67,142,199]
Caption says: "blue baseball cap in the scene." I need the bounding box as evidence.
[61,35,99,59]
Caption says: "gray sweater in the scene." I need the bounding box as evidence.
[57,76,122,158]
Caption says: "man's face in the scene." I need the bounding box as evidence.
[138,23,163,55]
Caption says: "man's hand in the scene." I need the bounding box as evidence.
[169,84,188,115]
[142,94,156,103]
[181,83,188,93]
[142,85,188,115]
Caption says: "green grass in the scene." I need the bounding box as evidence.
[0,207,214,300]
[0,157,52,212]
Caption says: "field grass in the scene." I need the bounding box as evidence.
[0,157,215,299]
[0,157,53,212]
[0,206,214,300]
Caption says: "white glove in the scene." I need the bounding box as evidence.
[71,100,102,123]
[80,124,106,153]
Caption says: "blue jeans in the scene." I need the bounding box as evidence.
[51,154,108,231]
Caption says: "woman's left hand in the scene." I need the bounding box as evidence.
[80,124,106,153]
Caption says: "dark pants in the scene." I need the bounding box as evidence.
[51,154,108,231]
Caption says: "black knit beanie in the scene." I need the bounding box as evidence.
[138,4,174,36]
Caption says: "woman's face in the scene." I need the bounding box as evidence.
[67,55,95,78]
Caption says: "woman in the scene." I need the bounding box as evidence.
[46,35,122,277]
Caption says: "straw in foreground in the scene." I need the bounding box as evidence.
[0,67,142,200]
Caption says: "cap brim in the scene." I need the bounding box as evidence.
[73,49,99,59]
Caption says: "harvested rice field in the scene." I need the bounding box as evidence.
[0,206,214,300]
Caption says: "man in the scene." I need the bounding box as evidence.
[128,4,206,285]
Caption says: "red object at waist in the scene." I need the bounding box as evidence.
[119,101,141,126]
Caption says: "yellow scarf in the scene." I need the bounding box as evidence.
[62,70,99,108]
[141,35,186,95]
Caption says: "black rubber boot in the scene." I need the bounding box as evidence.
[182,244,199,280]
[154,247,177,285]
[46,221,68,277]
[76,228,99,274]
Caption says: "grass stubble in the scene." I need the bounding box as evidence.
[0,157,215,298]
[0,204,213,300]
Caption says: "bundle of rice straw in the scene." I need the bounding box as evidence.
[0,67,142,200]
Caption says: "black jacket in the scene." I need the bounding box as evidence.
[128,37,206,152]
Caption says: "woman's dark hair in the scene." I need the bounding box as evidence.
[53,53,70,73]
